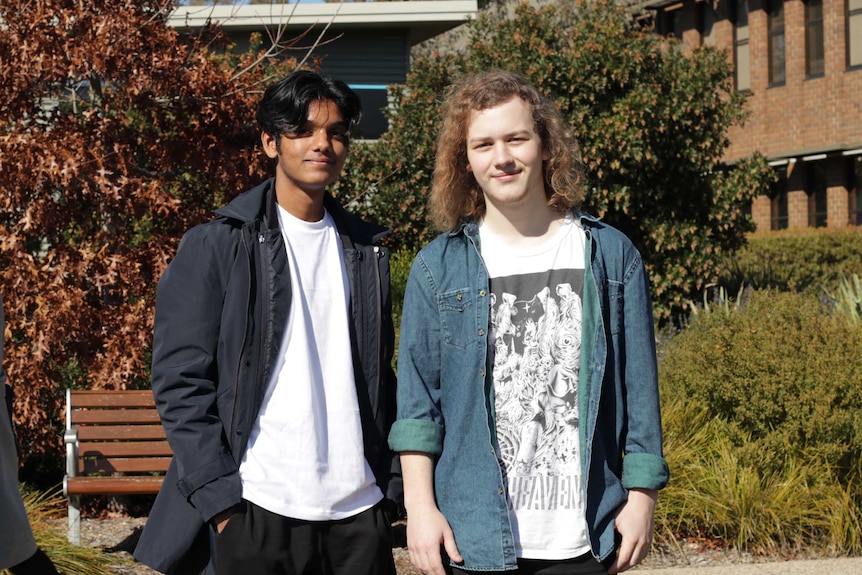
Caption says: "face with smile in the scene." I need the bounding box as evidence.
[466,96,549,216]
[262,98,349,220]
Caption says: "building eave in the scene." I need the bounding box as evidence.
[168,1,478,45]
[765,142,862,163]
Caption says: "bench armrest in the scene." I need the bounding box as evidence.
[64,427,79,482]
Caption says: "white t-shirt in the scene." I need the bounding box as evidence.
[238,206,382,521]
[480,213,591,559]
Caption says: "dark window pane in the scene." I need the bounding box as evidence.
[806,0,824,76]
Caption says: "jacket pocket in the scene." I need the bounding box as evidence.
[606,280,624,336]
[438,288,474,350]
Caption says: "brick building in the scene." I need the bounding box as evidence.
[634,0,862,231]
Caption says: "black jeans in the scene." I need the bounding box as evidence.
[215,499,396,575]
[9,549,60,575]
[450,552,614,575]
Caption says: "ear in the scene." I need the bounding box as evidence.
[542,147,550,162]
[261,132,279,159]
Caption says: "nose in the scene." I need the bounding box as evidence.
[492,142,513,166]
[311,128,331,152]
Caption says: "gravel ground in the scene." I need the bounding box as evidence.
[73,516,862,575]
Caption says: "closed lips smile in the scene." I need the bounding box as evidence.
[493,170,521,179]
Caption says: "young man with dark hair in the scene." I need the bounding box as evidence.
[389,70,668,575]
[135,70,399,575]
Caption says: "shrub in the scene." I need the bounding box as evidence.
[389,247,416,326]
[658,360,862,553]
[720,227,862,295]
[660,289,862,479]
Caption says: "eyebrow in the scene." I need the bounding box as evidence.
[468,129,532,145]
[298,119,349,130]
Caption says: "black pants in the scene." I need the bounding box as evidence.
[215,499,396,575]
[450,552,614,575]
[9,549,60,575]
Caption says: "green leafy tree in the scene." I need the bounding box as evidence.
[0,0,297,476]
[339,0,773,323]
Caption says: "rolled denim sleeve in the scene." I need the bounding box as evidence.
[620,252,669,490]
[388,253,446,456]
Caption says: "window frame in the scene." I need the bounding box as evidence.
[699,0,717,46]
[807,161,828,228]
[734,0,751,91]
[848,0,862,69]
[850,156,862,225]
[805,0,825,77]
[770,165,790,230]
[768,0,787,86]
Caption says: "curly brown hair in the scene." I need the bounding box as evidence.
[429,70,585,232]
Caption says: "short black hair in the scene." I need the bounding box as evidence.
[256,70,362,143]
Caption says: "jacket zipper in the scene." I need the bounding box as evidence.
[373,245,383,417]
[254,231,271,421]
[229,227,254,452]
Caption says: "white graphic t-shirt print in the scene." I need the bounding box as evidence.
[481,214,591,559]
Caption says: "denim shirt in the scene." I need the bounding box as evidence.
[389,211,669,570]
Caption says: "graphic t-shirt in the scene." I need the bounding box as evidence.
[480,214,591,559]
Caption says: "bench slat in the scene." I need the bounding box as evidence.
[68,390,156,408]
[78,440,173,457]
[79,456,172,474]
[65,475,165,496]
[75,425,166,441]
[71,410,162,425]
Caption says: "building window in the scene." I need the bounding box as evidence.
[806,0,825,77]
[849,0,862,68]
[770,166,789,230]
[657,4,684,39]
[851,156,862,225]
[768,0,786,85]
[700,1,716,46]
[735,0,751,90]
[807,162,828,227]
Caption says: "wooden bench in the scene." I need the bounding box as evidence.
[63,389,171,545]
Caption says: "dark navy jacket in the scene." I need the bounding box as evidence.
[134,180,399,574]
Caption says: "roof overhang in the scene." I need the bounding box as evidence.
[628,0,683,13]
[168,1,479,45]
[765,142,862,164]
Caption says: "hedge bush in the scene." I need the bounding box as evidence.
[720,227,862,294]
[660,289,862,478]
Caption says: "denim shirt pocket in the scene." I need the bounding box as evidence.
[606,279,624,336]
[438,288,475,349]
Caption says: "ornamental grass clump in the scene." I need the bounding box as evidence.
[0,488,121,575]
[824,273,862,324]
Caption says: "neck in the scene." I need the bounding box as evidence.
[482,201,565,247]
[276,184,325,223]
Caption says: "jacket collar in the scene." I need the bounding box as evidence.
[213,178,392,245]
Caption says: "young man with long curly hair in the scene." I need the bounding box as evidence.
[389,70,669,575]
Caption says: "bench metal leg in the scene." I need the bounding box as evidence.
[68,495,81,545]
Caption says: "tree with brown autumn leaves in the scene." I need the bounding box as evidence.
[0,0,299,479]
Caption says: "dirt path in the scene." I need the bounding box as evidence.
[635,557,862,574]
[73,517,862,575]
